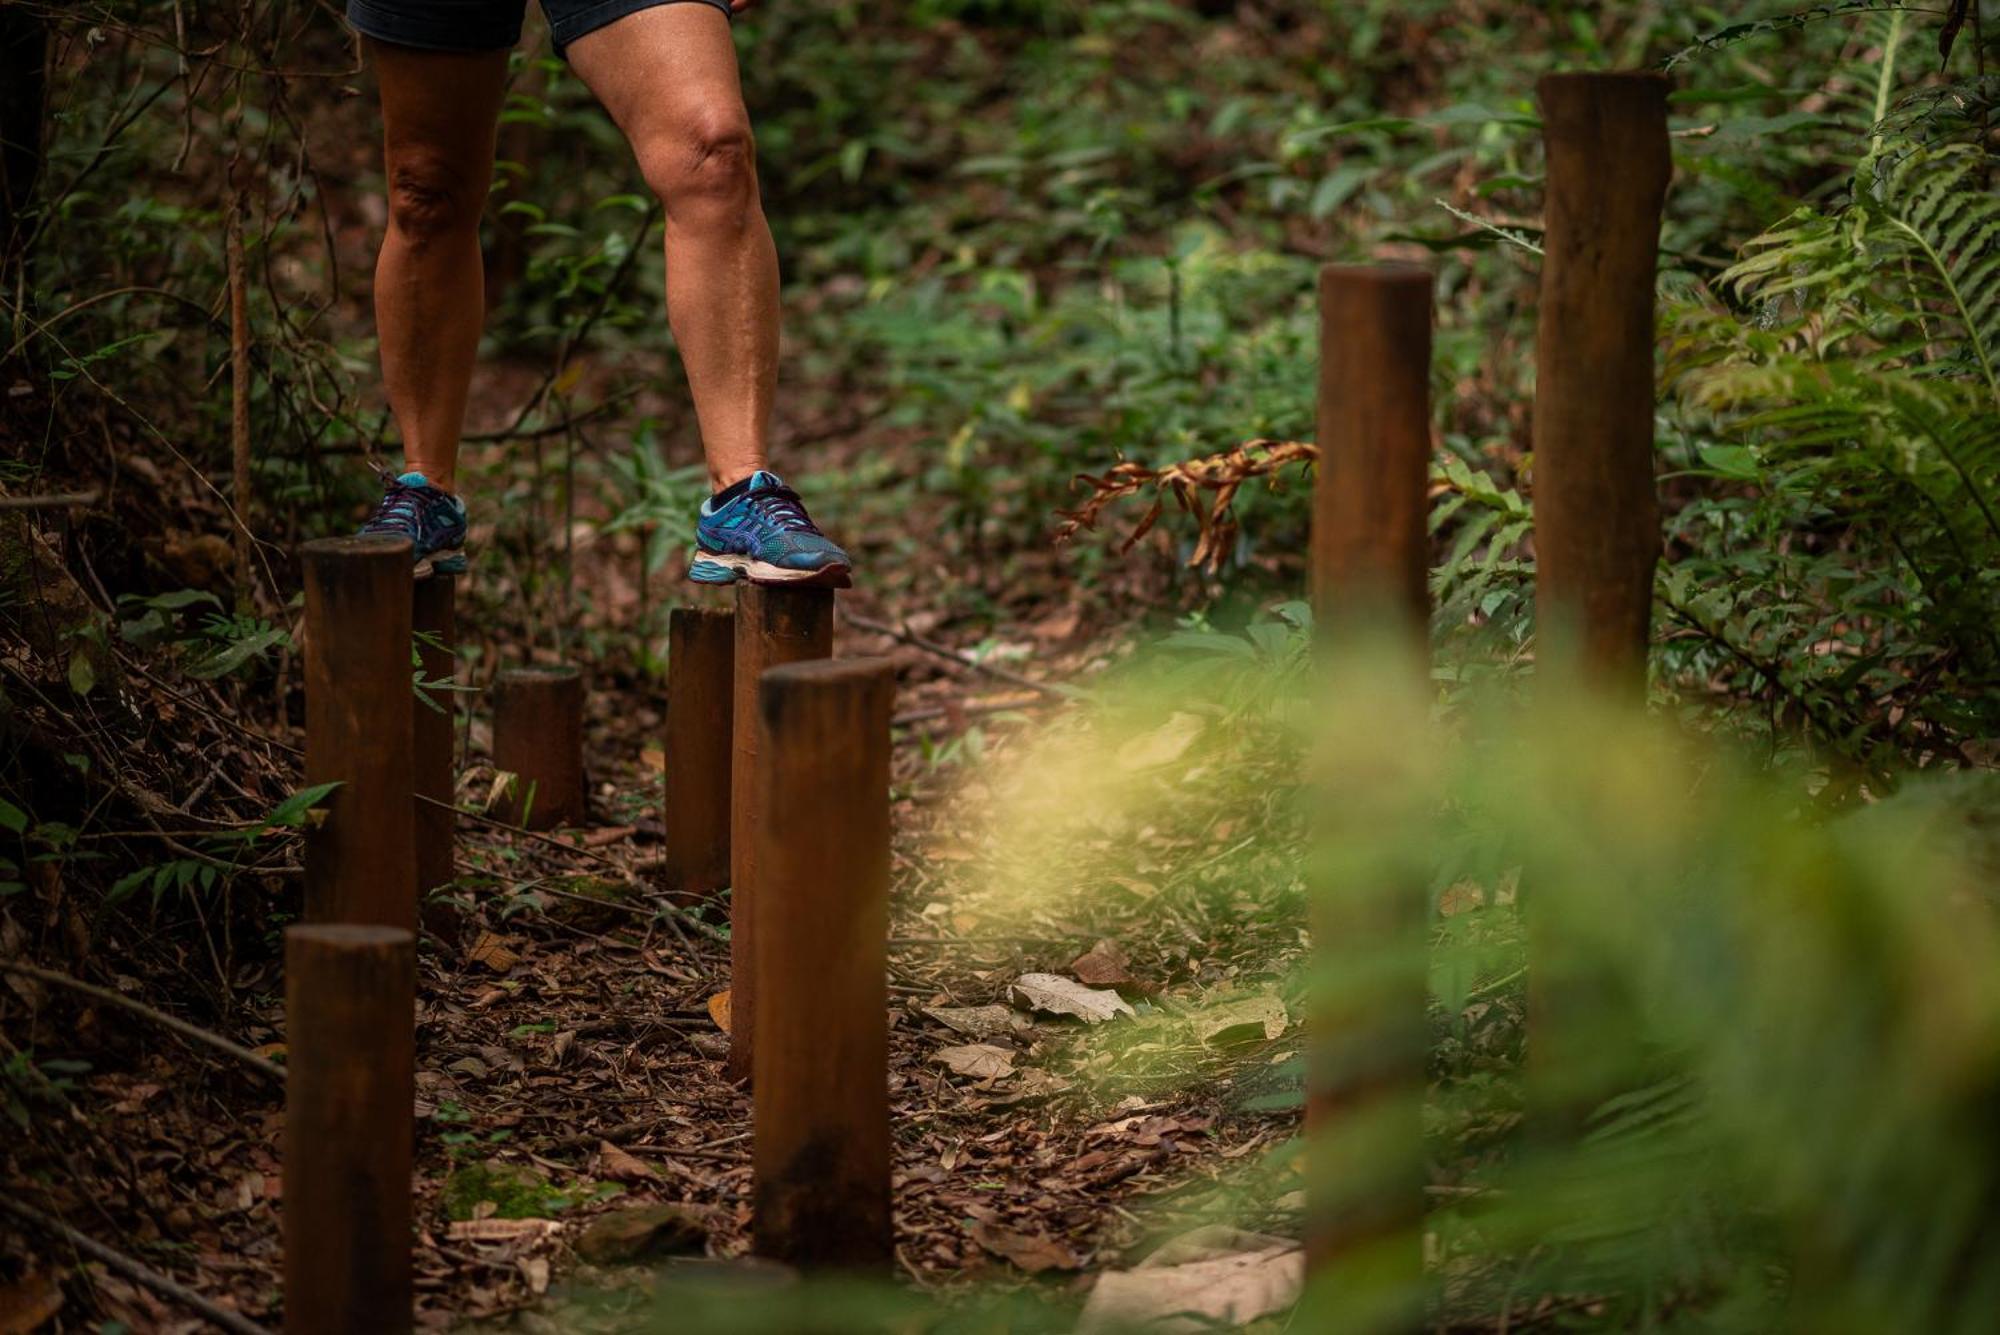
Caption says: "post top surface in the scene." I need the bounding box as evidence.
[286,922,414,948]
[671,605,736,625]
[759,656,895,689]
[300,534,412,561]
[1320,261,1433,286]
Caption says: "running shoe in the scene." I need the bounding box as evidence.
[358,470,468,578]
[689,470,852,588]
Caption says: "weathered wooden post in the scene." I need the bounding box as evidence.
[302,536,416,930]
[751,657,894,1269]
[727,585,833,1083]
[412,577,457,933]
[1532,71,1671,689]
[1304,263,1435,1328]
[491,665,586,830]
[283,923,415,1335]
[659,606,734,904]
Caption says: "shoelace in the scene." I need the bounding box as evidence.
[744,485,817,533]
[363,481,427,535]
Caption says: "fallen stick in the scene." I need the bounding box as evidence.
[0,959,283,1083]
[0,490,102,511]
[839,610,1078,701]
[0,1195,274,1335]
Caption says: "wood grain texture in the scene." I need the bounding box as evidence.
[283,923,414,1335]
[750,658,895,1269]
[491,666,586,830]
[660,606,734,904]
[302,536,416,930]
[728,585,833,1084]
[1312,263,1436,646]
[1532,71,1671,688]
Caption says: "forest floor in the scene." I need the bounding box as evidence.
[4,362,1310,1331]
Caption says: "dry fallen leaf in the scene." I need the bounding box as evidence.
[706,990,731,1035]
[1078,1228,1302,1334]
[1070,939,1136,989]
[1115,711,1204,771]
[924,1004,1023,1038]
[1011,972,1135,1025]
[0,1270,64,1334]
[446,1217,558,1243]
[934,1043,1016,1080]
[1194,996,1287,1046]
[968,1220,1081,1273]
[464,931,519,974]
[597,1140,657,1182]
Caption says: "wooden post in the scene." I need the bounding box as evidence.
[660,606,734,904]
[302,536,415,930]
[1312,263,1436,640]
[751,657,894,1269]
[1532,71,1671,689]
[283,924,414,1335]
[491,666,586,830]
[728,585,833,1083]
[1304,265,1433,1322]
[412,578,457,932]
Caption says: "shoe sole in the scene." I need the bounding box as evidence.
[413,551,468,580]
[692,551,852,589]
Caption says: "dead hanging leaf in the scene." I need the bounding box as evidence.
[1070,939,1136,989]
[924,1004,1024,1038]
[706,990,731,1035]
[1115,712,1204,771]
[1194,996,1288,1046]
[597,1141,657,1182]
[1011,973,1135,1025]
[968,1220,1081,1273]
[464,932,519,974]
[0,1270,64,1334]
[934,1044,1016,1080]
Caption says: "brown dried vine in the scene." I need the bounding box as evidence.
[1054,438,1319,572]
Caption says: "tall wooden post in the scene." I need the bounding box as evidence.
[728,585,833,1083]
[1312,263,1436,639]
[751,658,894,1269]
[302,536,415,930]
[1532,71,1671,689]
[491,666,586,830]
[1304,265,1434,1325]
[660,606,734,904]
[412,578,457,930]
[283,924,414,1335]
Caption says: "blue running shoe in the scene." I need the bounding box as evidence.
[359,471,468,578]
[690,471,852,588]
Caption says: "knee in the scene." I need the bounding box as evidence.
[638,113,759,226]
[385,152,486,247]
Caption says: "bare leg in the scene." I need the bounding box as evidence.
[368,39,510,495]
[567,4,777,491]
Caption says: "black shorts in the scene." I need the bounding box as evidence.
[347,0,731,60]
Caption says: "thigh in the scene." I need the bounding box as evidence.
[561,2,745,147]
[369,38,511,186]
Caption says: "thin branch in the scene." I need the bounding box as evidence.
[0,1195,275,1335]
[0,959,284,1083]
[840,610,1080,701]
[0,491,101,510]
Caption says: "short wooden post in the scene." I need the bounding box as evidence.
[302,536,415,930]
[660,606,734,904]
[1304,265,1434,1322]
[412,578,457,930]
[1312,263,1436,640]
[751,657,894,1269]
[283,923,414,1335]
[1532,71,1671,689]
[491,666,586,830]
[728,585,834,1084]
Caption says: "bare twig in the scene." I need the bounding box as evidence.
[227,185,253,613]
[0,1195,275,1335]
[0,490,101,510]
[0,959,284,1083]
[839,610,1079,701]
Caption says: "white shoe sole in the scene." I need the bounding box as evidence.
[695,551,852,589]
